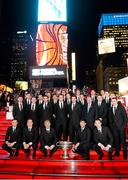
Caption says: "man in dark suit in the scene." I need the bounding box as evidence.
[72,119,91,160]
[2,119,21,156]
[93,119,113,160]
[90,89,97,103]
[40,119,57,157]
[54,94,68,141]
[13,96,25,127]
[97,95,107,126]
[39,95,53,127]
[22,119,38,157]
[82,96,98,129]
[109,98,128,159]
[68,95,82,142]
[27,97,38,127]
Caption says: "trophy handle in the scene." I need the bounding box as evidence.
[56,142,60,146]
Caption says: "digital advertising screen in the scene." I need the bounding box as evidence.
[38,0,67,22]
[36,24,68,66]
[29,65,67,79]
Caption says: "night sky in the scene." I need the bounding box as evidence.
[0,0,128,86]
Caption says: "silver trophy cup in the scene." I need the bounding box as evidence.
[56,141,73,158]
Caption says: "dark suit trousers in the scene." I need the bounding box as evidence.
[93,144,113,158]
[55,120,67,141]
[69,121,79,142]
[2,142,20,154]
[112,125,127,158]
[23,143,38,154]
[40,145,57,155]
[75,144,90,159]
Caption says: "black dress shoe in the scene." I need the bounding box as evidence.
[84,157,90,160]
[10,150,14,156]
[32,153,36,157]
[14,151,19,156]
[109,156,113,160]
[98,154,104,160]
[44,152,47,157]
[113,152,120,157]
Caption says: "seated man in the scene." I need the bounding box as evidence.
[40,119,57,157]
[2,119,21,156]
[22,119,38,157]
[72,119,91,160]
[93,119,113,160]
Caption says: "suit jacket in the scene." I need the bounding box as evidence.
[27,104,38,126]
[54,102,68,123]
[93,126,113,146]
[97,101,107,125]
[40,128,57,146]
[4,126,21,143]
[13,103,25,124]
[74,126,91,146]
[23,127,38,144]
[109,104,128,129]
[82,103,98,128]
[68,103,82,125]
[39,102,53,123]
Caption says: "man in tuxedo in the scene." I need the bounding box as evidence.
[79,93,86,107]
[68,95,82,142]
[109,98,128,159]
[27,97,38,127]
[54,94,68,141]
[22,119,38,157]
[2,119,21,156]
[97,95,107,126]
[40,120,57,157]
[82,96,98,129]
[39,95,53,127]
[90,90,97,103]
[13,96,25,127]
[93,119,113,160]
[72,119,91,160]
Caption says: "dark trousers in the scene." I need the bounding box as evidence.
[75,144,90,159]
[40,145,57,156]
[55,120,67,141]
[93,144,113,158]
[69,121,79,142]
[112,125,127,158]
[23,143,38,154]
[2,142,20,155]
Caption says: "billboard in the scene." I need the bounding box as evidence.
[38,0,67,22]
[98,38,116,55]
[36,24,68,66]
[29,65,67,79]
[98,13,128,36]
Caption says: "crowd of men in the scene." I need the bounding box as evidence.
[0,88,128,160]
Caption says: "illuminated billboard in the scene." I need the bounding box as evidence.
[36,24,68,66]
[38,0,67,22]
[98,13,128,36]
[29,65,67,79]
[98,38,116,55]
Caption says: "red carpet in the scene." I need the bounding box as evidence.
[0,111,128,179]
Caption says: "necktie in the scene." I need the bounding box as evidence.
[113,106,116,115]
[32,104,35,111]
[87,105,90,112]
[72,103,75,110]
[19,103,22,111]
[61,102,63,109]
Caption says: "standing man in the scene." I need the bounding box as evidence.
[82,96,98,129]
[109,98,128,159]
[54,94,68,141]
[13,96,25,127]
[2,119,21,156]
[72,120,91,160]
[68,95,82,142]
